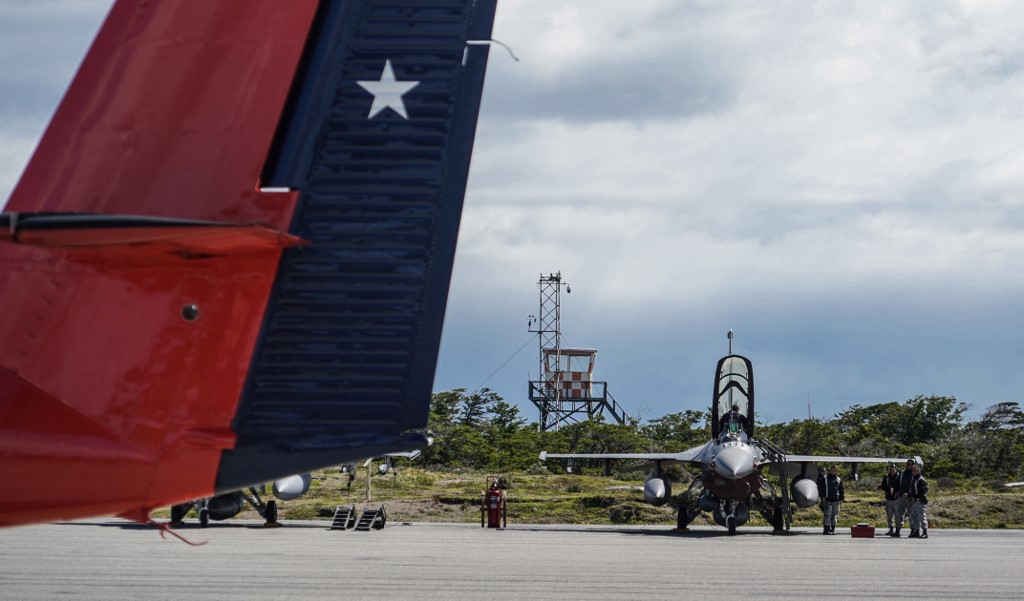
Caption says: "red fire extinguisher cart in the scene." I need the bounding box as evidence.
[481,476,507,529]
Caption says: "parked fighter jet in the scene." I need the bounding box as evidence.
[170,451,422,527]
[542,338,917,535]
[169,474,310,528]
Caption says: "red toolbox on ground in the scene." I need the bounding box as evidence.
[851,523,875,538]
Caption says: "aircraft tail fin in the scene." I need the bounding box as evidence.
[0,0,497,525]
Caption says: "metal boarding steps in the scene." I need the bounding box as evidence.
[752,436,792,532]
[330,505,357,530]
[331,505,387,531]
[355,506,387,530]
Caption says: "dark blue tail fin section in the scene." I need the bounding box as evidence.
[217,0,496,491]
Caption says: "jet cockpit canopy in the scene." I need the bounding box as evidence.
[711,354,755,440]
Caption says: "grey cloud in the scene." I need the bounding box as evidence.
[484,49,736,123]
[0,3,109,116]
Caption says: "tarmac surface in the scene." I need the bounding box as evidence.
[0,520,1022,600]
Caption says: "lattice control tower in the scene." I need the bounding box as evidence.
[527,272,631,431]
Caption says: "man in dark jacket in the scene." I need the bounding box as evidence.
[878,463,900,536]
[817,465,845,535]
[910,464,929,539]
[894,458,916,538]
[814,467,827,530]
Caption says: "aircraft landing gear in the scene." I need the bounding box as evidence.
[241,487,281,527]
[717,499,745,535]
[676,506,690,530]
[751,481,788,533]
[264,500,278,527]
[193,497,211,527]
[170,503,188,526]
[676,480,704,531]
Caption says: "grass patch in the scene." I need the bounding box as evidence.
[152,469,1024,528]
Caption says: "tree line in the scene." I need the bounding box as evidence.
[419,388,1024,482]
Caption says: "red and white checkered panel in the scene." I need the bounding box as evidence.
[561,372,592,398]
[542,370,593,398]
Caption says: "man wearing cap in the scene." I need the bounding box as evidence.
[894,458,916,538]
[878,463,900,536]
[817,465,844,535]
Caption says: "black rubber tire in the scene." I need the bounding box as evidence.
[170,504,188,524]
[676,506,690,529]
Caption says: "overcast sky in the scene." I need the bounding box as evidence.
[3,1,1022,426]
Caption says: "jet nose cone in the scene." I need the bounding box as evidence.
[714,446,755,479]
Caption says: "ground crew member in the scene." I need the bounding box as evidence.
[910,463,929,539]
[878,463,900,536]
[815,466,827,531]
[894,458,916,538]
[817,465,844,534]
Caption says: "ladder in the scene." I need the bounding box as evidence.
[330,505,357,530]
[753,436,792,532]
[353,505,387,531]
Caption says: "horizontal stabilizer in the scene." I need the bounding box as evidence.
[1,213,304,255]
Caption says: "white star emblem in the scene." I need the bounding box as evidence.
[357,59,420,119]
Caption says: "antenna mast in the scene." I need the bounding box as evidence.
[528,272,567,430]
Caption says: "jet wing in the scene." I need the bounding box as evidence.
[781,454,923,467]
[541,447,922,470]
[0,0,497,528]
[540,441,715,465]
